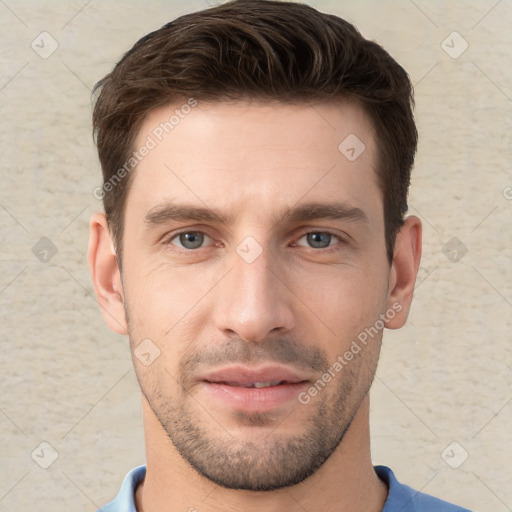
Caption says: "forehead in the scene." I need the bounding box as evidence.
[127,98,381,225]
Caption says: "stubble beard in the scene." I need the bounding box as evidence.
[139,359,376,491]
[125,295,381,491]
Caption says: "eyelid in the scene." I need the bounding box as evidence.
[162,229,215,248]
[294,230,347,249]
[161,227,348,252]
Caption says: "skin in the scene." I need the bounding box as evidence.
[89,98,422,512]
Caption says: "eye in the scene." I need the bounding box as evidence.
[296,231,342,250]
[163,230,344,252]
[167,231,213,250]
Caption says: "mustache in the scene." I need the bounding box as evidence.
[179,337,329,380]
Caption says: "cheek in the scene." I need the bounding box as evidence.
[301,263,386,315]
[132,356,184,411]
[123,266,215,389]
[298,266,388,358]
[123,262,210,336]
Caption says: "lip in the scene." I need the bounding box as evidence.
[201,365,309,386]
[199,365,311,413]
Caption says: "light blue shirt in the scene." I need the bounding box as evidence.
[98,464,472,511]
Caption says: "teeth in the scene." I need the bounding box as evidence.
[253,380,283,388]
[220,380,284,388]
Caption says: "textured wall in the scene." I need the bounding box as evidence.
[0,1,510,511]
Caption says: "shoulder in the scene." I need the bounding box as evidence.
[375,465,473,512]
[97,465,146,512]
[99,464,473,512]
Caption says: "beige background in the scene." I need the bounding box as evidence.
[1,1,511,511]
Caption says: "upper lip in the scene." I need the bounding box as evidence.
[201,365,310,386]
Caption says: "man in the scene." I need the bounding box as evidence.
[88,1,471,510]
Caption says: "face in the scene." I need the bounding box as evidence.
[119,99,394,490]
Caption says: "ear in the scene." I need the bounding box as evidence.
[88,212,128,335]
[385,215,422,329]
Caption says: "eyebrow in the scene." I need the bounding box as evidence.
[144,201,369,228]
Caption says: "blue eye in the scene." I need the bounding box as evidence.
[169,231,212,250]
[297,232,339,249]
[164,230,343,252]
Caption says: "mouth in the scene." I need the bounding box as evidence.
[199,365,310,413]
[209,380,290,388]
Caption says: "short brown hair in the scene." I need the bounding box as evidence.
[92,0,417,265]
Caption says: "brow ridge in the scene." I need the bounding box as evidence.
[143,201,369,228]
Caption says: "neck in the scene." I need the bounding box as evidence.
[135,395,387,512]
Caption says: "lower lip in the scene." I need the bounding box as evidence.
[201,381,309,412]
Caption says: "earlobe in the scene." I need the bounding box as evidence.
[385,216,422,330]
[88,213,128,335]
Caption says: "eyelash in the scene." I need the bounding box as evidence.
[162,229,346,253]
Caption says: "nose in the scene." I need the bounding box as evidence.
[212,241,295,343]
